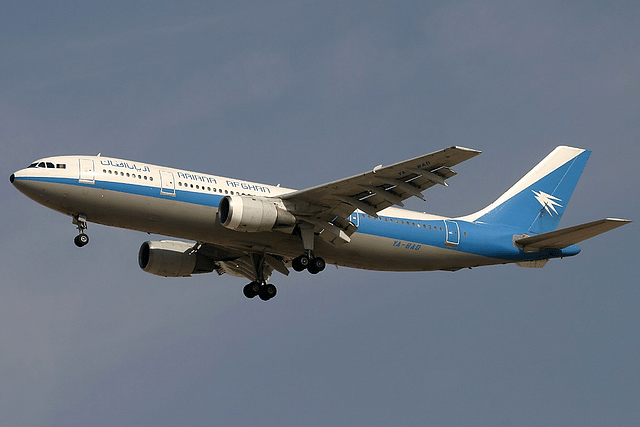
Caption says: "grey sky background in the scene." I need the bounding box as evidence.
[1,1,639,425]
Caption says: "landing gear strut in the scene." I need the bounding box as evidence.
[73,214,89,247]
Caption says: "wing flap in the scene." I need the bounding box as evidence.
[515,218,631,252]
[196,243,289,281]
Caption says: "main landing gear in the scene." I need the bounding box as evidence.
[291,252,326,274]
[243,253,278,301]
[291,224,326,275]
[73,214,89,247]
[243,281,277,301]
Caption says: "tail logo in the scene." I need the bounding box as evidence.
[532,190,563,216]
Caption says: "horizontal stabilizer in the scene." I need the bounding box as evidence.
[515,218,631,252]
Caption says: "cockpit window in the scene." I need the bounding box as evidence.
[27,161,66,169]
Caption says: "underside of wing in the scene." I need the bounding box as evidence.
[198,243,289,283]
[280,146,481,245]
[216,252,289,281]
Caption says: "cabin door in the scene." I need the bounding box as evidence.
[79,159,95,184]
[444,220,460,247]
[160,170,176,196]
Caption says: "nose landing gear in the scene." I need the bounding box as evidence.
[73,214,89,247]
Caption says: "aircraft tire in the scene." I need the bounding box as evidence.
[307,257,325,274]
[74,233,89,247]
[292,255,309,272]
[243,282,260,298]
[259,284,277,301]
[313,257,325,272]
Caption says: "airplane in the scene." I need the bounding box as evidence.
[10,145,630,301]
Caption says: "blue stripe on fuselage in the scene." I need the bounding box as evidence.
[13,175,225,208]
[353,213,578,262]
[16,175,576,263]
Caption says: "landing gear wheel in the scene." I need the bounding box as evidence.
[259,284,277,301]
[312,256,326,273]
[292,254,310,272]
[307,256,326,274]
[243,282,261,298]
[74,233,89,248]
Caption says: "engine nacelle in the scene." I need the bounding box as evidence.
[218,195,296,232]
[138,241,216,277]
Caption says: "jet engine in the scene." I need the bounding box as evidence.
[218,195,296,232]
[138,240,216,277]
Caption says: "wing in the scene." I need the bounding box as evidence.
[280,146,481,245]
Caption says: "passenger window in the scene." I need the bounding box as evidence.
[56,164,66,169]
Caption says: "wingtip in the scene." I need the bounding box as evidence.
[605,218,632,224]
[451,146,482,155]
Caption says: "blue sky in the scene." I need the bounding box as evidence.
[1,1,639,425]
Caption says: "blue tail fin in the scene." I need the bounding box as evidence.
[464,146,591,234]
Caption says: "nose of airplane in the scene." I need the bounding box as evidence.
[10,173,15,184]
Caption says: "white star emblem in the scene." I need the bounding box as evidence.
[532,190,563,216]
